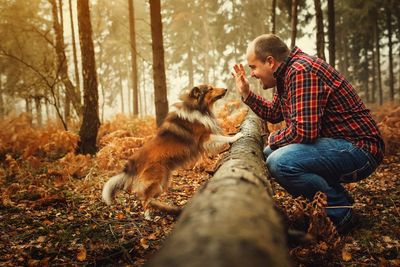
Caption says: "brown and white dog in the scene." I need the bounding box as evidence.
[102,85,243,214]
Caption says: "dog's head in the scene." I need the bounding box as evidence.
[180,84,227,114]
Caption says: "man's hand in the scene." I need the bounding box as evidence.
[231,64,250,100]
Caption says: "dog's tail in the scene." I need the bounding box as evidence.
[102,173,129,205]
[102,159,137,205]
[149,199,182,216]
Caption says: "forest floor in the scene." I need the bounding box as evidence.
[0,103,399,266]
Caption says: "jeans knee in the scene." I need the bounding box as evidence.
[266,152,281,178]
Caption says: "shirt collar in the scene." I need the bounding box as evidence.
[273,46,302,79]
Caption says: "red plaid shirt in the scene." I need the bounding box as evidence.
[244,47,385,163]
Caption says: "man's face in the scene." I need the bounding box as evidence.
[247,51,277,89]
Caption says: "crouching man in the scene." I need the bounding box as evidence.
[232,34,384,234]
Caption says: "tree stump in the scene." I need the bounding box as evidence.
[145,112,291,267]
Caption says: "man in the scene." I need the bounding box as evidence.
[232,34,384,234]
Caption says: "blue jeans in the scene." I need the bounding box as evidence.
[264,138,378,225]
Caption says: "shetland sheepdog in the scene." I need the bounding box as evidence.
[102,85,243,214]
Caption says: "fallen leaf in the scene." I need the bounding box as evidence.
[140,238,149,249]
[76,247,87,262]
[37,236,46,243]
[342,246,352,262]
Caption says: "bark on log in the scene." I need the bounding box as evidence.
[145,112,291,267]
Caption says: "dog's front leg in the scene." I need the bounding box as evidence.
[209,132,243,143]
[204,132,243,153]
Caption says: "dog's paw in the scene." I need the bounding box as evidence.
[231,132,244,142]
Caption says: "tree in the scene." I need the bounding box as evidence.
[327,0,335,67]
[68,0,81,105]
[149,0,168,127]
[373,9,383,105]
[385,2,395,101]
[49,0,82,119]
[77,0,100,154]
[314,0,325,60]
[128,0,139,116]
[271,0,276,34]
[290,0,298,48]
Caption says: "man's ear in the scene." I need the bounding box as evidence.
[189,86,201,99]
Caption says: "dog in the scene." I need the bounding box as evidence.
[102,84,243,214]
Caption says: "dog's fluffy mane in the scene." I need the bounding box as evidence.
[169,103,222,135]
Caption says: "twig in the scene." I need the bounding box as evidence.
[109,224,117,240]
[389,197,400,220]
[325,205,354,209]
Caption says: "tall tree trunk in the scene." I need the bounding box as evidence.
[49,0,82,118]
[373,10,383,105]
[77,0,100,155]
[128,0,139,116]
[142,59,147,116]
[0,74,3,118]
[371,47,377,104]
[126,57,132,114]
[69,0,81,100]
[25,98,32,117]
[290,0,298,48]
[57,0,71,121]
[187,46,194,88]
[327,0,335,67]
[385,6,394,102]
[271,0,276,33]
[118,65,125,114]
[201,8,210,84]
[363,45,370,103]
[149,0,168,127]
[34,97,42,127]
[314,0,325,60]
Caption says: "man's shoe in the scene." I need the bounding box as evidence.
[336,210,359,235]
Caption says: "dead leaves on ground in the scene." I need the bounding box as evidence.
[1,102,399,266]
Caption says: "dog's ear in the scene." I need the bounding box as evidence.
[189,86,201,99]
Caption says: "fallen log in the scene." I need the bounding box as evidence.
[145,112,291,267]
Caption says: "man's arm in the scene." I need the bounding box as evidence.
[243,91,283,122]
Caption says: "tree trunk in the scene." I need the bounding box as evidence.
[314,0,325,60]
[373,10,383,105]
[145,112,291,267]
[49,0,82,118]
[290,0,298,48]
[34,97,43,127]
[371,46,377,104]
[271,0,276,33]
[118,65,125,114]
[77,0,100,155]
[149,0,168,127]
[58,0,71,121]
[363,44,370,103]
[69,0,81,101]
[187,46,194,88]
[0,75,3,118]
[201,8,210,84]
[327,0,335,67]
[128,0,139,116]
[142,59,147,116]
[385,6,394,102]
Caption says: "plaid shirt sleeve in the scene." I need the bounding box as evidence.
[268,70,327,149]
[243,91,284,123]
